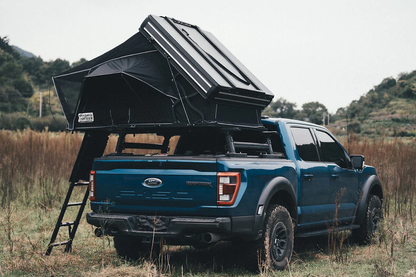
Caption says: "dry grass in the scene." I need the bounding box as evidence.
[0,129,82,207]
[0,129,415,276]
[345,135,416,219]
[0,130,176,207]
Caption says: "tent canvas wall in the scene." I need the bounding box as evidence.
[53,15,274,131]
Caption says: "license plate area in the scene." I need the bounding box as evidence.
[135,215,170,232]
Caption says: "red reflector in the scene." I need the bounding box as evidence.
[222,183,236,194]
[89,170,96,201]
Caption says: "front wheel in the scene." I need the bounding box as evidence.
[353,195,382,244]
[258,205,294,271]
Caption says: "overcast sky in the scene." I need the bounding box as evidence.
[1,0,416,113]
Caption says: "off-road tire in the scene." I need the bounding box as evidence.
[113,235,161,260]
[258,205,294,271]
[114,235,142,259]
[353,195,382,244]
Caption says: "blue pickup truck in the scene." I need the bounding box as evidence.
[86,118,383,270]
[48,15,382,269]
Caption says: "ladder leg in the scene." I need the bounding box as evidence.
[45,183,75,256]
[64,188,89,253]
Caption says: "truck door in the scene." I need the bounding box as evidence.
[290,127,332,228]
[314,130,359,223]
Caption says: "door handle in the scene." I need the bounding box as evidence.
[303,173,314,181]
[331,174,339,180]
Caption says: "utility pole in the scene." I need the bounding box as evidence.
[39,91,42,117]
[322,113,330,126]
[346,113,350,154]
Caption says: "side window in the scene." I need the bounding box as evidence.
[291,127,319,162]
[315,130,348,168]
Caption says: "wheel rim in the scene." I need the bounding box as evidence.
[271,222,288,261]
[371,207,380,233]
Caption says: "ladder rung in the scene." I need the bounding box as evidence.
[51,241,69,247]
[61,221,75,227]
[67,202,83,207]
[46,184,90,255]
[74,181,89,186]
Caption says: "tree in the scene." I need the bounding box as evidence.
[19,56,43,75]
[0,85,26,112]
[376,77,396,91]
[0,36,20,59]
[12,78,34,98]
[71,58,88,68]
[33,58,71,87]
[0,49,34,99]
[298,102,328,124]
[330,107,346,122]
[263,97,298,118]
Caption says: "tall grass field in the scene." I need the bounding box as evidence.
[0,129,415,276]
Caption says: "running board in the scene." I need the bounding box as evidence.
[296,225,360,238]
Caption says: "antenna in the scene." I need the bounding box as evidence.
[39,91,42,117]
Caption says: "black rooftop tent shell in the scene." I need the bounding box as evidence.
[53,15,274,131]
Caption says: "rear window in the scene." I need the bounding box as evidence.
[290,127,319,162]
[174,127,285,157]
[174,130,226,155]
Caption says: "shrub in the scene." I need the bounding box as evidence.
[15,117,31,130]
[30,115,66,131]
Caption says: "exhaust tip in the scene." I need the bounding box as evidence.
[202,233,212,243]
[94,228,103,237]
[201,233,222,244]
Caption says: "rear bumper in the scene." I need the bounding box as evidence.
[86,212,258,241]
[87,212,231,236]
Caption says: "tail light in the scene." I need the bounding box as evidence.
[217,172,241,206]
[89,170,96,201]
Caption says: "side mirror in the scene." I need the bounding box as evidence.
[350,155,365,169]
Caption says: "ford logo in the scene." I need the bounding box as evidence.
[143,177,163,188]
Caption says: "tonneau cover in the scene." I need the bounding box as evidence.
[53,15,274,131]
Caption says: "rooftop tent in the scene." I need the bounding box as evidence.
[53,15,274,131]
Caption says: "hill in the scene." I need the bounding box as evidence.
[328,72,416,138]
[263,70,416,138]
[0,36,84,131]
[12,45,36,58]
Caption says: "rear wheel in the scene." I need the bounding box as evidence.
[258,205,293,271]
[113,235,161,260]
[353,195,382,244]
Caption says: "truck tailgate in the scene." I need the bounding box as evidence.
[92,157,218,215]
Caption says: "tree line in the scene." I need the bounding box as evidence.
[1,35,415,131]
[0,36,87,114]
[0,36,87,130]
[263,99,330,125]
[263,70,416,128]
